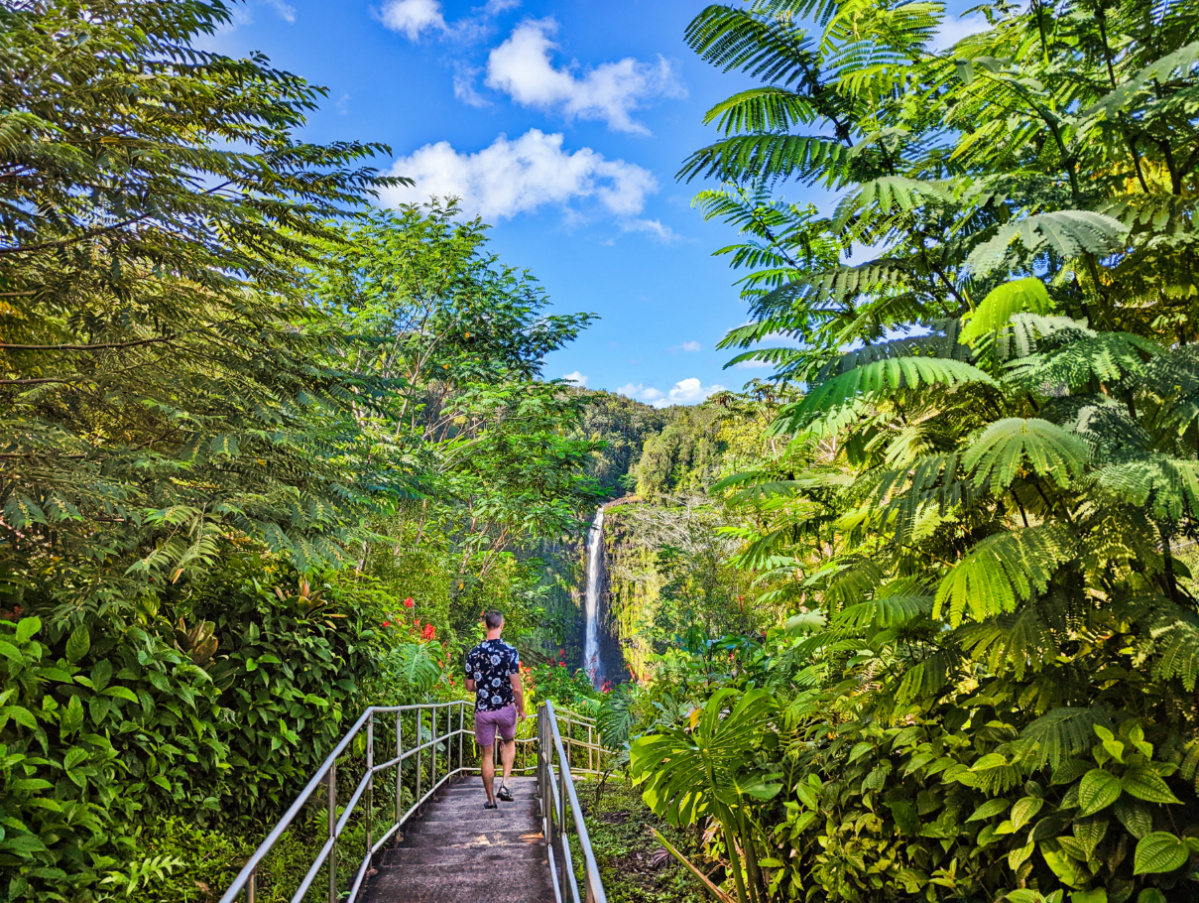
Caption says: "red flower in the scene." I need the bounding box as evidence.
[382,620,390,628]
[559,662,566,668]
[403,597,414,608]
[421,623,436,640]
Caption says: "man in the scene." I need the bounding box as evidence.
[464,610,525,809]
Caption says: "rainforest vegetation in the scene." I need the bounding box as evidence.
[3,0,1199,902]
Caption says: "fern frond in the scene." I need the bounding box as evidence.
[1007,331,1158,394]
[933,525,1075,625]
[1091,455,1199,520]
[1021,706,1115,769]
[785,357,997,428]
[957,605,1058,680]
[1151,612,1199,692]
[832,176,953,231]
[679,134,852,185]
[703,86,820,134]
[966,211,1128,277]
[962,418,1089,490]
[1087,40,1199,116]
[835,594,934,629]
[958,278,1054,347]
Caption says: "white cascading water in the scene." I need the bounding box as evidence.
[583,507,606,687]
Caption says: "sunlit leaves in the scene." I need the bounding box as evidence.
[933,525,1074,625]
[962,418,1088,489]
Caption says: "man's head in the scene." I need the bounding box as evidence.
[484,610,504,633]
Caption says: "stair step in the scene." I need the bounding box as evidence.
[363,861,554,903]
[360,775,553,902]
[381,844,548,866]
[395,828,545,849]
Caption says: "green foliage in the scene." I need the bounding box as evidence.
[576,775,708,903]
[0,3,605,900]
[634,403,732,497]
[623,0,1199,900]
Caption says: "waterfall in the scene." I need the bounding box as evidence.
[583,507,606,687]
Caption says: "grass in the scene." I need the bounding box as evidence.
[573,774,709,903]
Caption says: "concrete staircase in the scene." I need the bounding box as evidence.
[361,776,555,903]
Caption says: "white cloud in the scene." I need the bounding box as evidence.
[380,0,518,43]
[380,0,447,39]
[453,65,490,107]
[931,14,990,51]
[562,371,589,388]
[485,18,682,134]
[380,129,657,221]
[335,93,351,115]
[624,218,678,242]
[672,340,701,353]
[263,0,296,23]
[734,358,773,370]
[617,378,724,408]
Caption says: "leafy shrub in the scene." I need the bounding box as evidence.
[0,617,225,902]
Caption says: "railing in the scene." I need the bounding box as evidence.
[538,700,609,903]
[218,699,609,903]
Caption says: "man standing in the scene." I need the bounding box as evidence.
[464,610,525,809]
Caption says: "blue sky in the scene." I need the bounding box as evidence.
[201,0,981,406]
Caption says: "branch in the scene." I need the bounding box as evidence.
[0,336,170,352]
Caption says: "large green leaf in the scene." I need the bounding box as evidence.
[631,688,778,826]
[1078,769,1122,816]
[1133,832,1189,875]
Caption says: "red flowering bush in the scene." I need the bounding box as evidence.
[530,660,598,708]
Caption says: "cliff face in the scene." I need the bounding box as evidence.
[557,395,764,681]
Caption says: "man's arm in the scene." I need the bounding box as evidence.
[465,678,476,693]
[510,673,526,721]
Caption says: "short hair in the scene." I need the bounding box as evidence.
[484,610,504,630]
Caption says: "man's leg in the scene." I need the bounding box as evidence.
[481,744,496,804]
[496,704,518,800]
[500,736,516,784]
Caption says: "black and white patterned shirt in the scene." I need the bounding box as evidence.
[464,639,520,712]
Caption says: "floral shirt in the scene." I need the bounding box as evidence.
[464,639,520,712]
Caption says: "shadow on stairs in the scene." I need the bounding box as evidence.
[361,775,555,903]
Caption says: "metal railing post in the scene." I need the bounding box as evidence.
[395,710,403,826]
[415,708,422,803]
[246,870,256,903]
[432,705,438,788]
[458,702,465,772]
[366,713,374,856]
[327,763,337,903]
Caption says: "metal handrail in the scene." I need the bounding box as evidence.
[539,700,609,903]
[218,698,609,903]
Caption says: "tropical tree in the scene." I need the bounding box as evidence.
[629,0,1199,899]
[0,0,404,615]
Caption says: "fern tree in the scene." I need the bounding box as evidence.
[637,0,1199,900]
[0,0,405,619]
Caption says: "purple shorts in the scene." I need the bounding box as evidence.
[473,704,517,748]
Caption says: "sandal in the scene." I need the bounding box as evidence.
[496,785,513,802]
[483,800,499,810]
